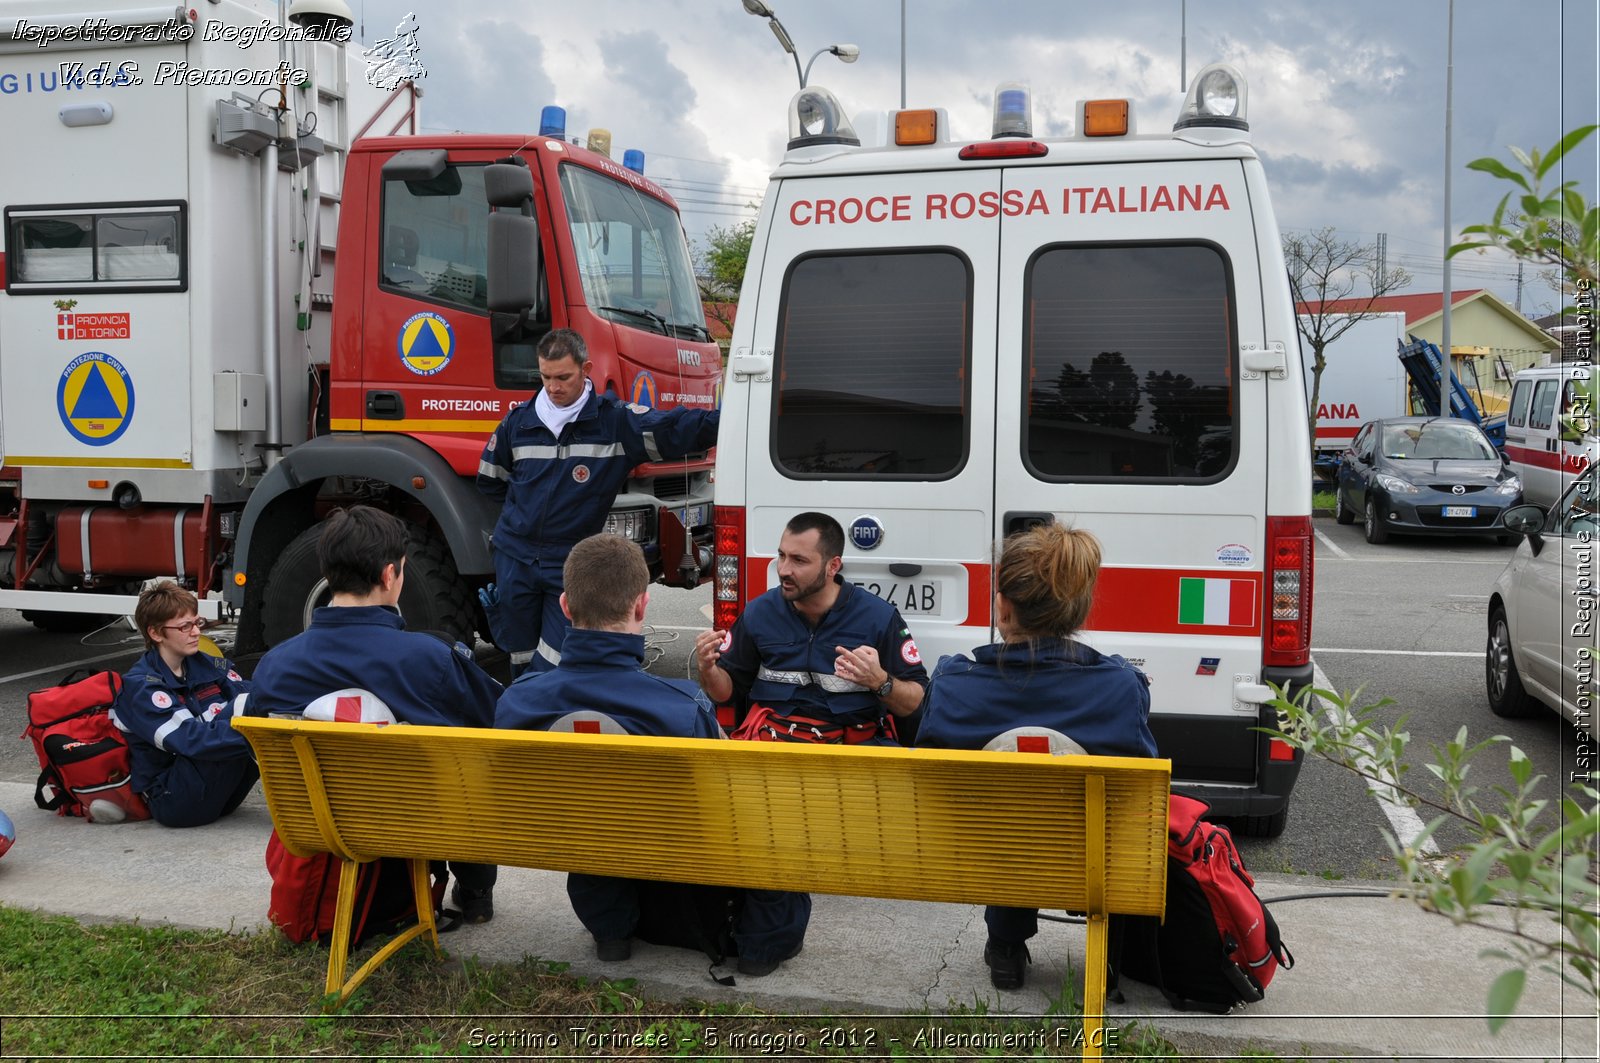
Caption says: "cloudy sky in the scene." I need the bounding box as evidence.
[352,0,1596,317]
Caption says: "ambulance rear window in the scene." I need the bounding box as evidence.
[1023,243,1235,482]
[772,250,971,480]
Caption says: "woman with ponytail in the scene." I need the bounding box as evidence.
[916,521,1157,990]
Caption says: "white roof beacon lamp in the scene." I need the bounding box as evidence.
[286,0,354,31]
[787,86,861,150]
[1174,62,1249,131]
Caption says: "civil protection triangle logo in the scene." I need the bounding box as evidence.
[57,352,135,445]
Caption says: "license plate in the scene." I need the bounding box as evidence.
[854,580,940,614]
[673,504,709,529]
[1442,505,1477,518]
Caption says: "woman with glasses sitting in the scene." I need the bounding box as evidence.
[115,580,258,827]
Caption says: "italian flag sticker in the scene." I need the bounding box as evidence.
[1177,578,1256,627]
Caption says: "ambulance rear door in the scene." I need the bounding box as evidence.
[734,166,1000,662]
[993,156,1273,792]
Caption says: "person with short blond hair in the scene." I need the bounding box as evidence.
[916,521,1157,990]
[117,580,257,827]
[496,533,723,962]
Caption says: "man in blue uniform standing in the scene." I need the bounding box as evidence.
[476,328,719,676]
[496,533,726,962]
[692,511,929,976]
[249,505,504,923]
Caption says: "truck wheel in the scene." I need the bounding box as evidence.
[1364,498,1390,544]
[1485,606,1540,718]
[1334,488,1355,525]
[260,521,475,648]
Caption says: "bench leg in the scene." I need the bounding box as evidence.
[324,858,361,1004]
[322,858,442,1010]
[1082,912,1108,1060]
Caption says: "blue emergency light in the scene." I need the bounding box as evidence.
[623,149,645,174]
[539,106,566,138]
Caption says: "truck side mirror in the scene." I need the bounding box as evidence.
[484,162,542,319]
[485,162,534,207]
[487,212,540,314]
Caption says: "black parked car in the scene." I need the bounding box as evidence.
[1334,416,1523,543]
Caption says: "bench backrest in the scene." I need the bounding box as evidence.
[235,717,1170,917]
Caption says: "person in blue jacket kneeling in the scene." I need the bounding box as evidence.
[916,522,1158,991]
[496,533,724,962]
[118,580,257,827]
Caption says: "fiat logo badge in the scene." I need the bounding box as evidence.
[849,515,885,551]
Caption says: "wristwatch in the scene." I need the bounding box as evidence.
[875,676,894,699]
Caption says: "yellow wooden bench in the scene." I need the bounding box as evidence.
[233,716,1170,1058]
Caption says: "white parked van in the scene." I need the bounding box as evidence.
[1504,364,1596,507]
[713,67,1312,836]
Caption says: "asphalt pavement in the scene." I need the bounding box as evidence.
[0,779,1593,1062]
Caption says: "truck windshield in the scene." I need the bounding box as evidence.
[558,164,707,340]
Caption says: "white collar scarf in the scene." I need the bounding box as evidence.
[535,379,592,436]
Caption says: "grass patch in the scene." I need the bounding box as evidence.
[1312,489,1337,511]
[0,904,1308,1060]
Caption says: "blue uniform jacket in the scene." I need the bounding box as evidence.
[495,627,720,737]
[718,577,928,725]
[248,605,501,727]
[476,391,719,563]
[915,639,1158,758]
[117,648,252,793]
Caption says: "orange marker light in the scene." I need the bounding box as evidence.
[894,109,939,146]
[233,572,247,586]
[1082,99,1129,137]
[412,476,427,489]
[87,479,109,489]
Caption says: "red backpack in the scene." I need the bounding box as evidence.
[22,670,150,823]
[265,831,444,946]
[1116,794,1293,1012]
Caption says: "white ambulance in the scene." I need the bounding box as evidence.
[1503,364,1595,508]
[713,67,1313,836]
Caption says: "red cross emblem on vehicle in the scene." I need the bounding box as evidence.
[572,464,591,483]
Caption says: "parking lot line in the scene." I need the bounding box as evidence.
[1314,527,1353,560]
[1311,660,1439,856]
[0,647,135,687]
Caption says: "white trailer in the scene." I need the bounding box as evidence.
[1299,311,1408,465]
[0,0,400,623]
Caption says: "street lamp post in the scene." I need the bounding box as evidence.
[741,1,858,88]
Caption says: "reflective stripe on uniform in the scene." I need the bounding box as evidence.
[510,443,628,462]
[642,431,664,462]
[757,664,867,694]
[536,638,563,665]
[152,708,195,752]
[477,460,510,481]
[509,649,536,666]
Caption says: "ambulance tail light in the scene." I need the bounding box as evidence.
[1263,516,1313,668]
[713,505,745,632]
[1174,63,1249,131]
[959,140,1048,160]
